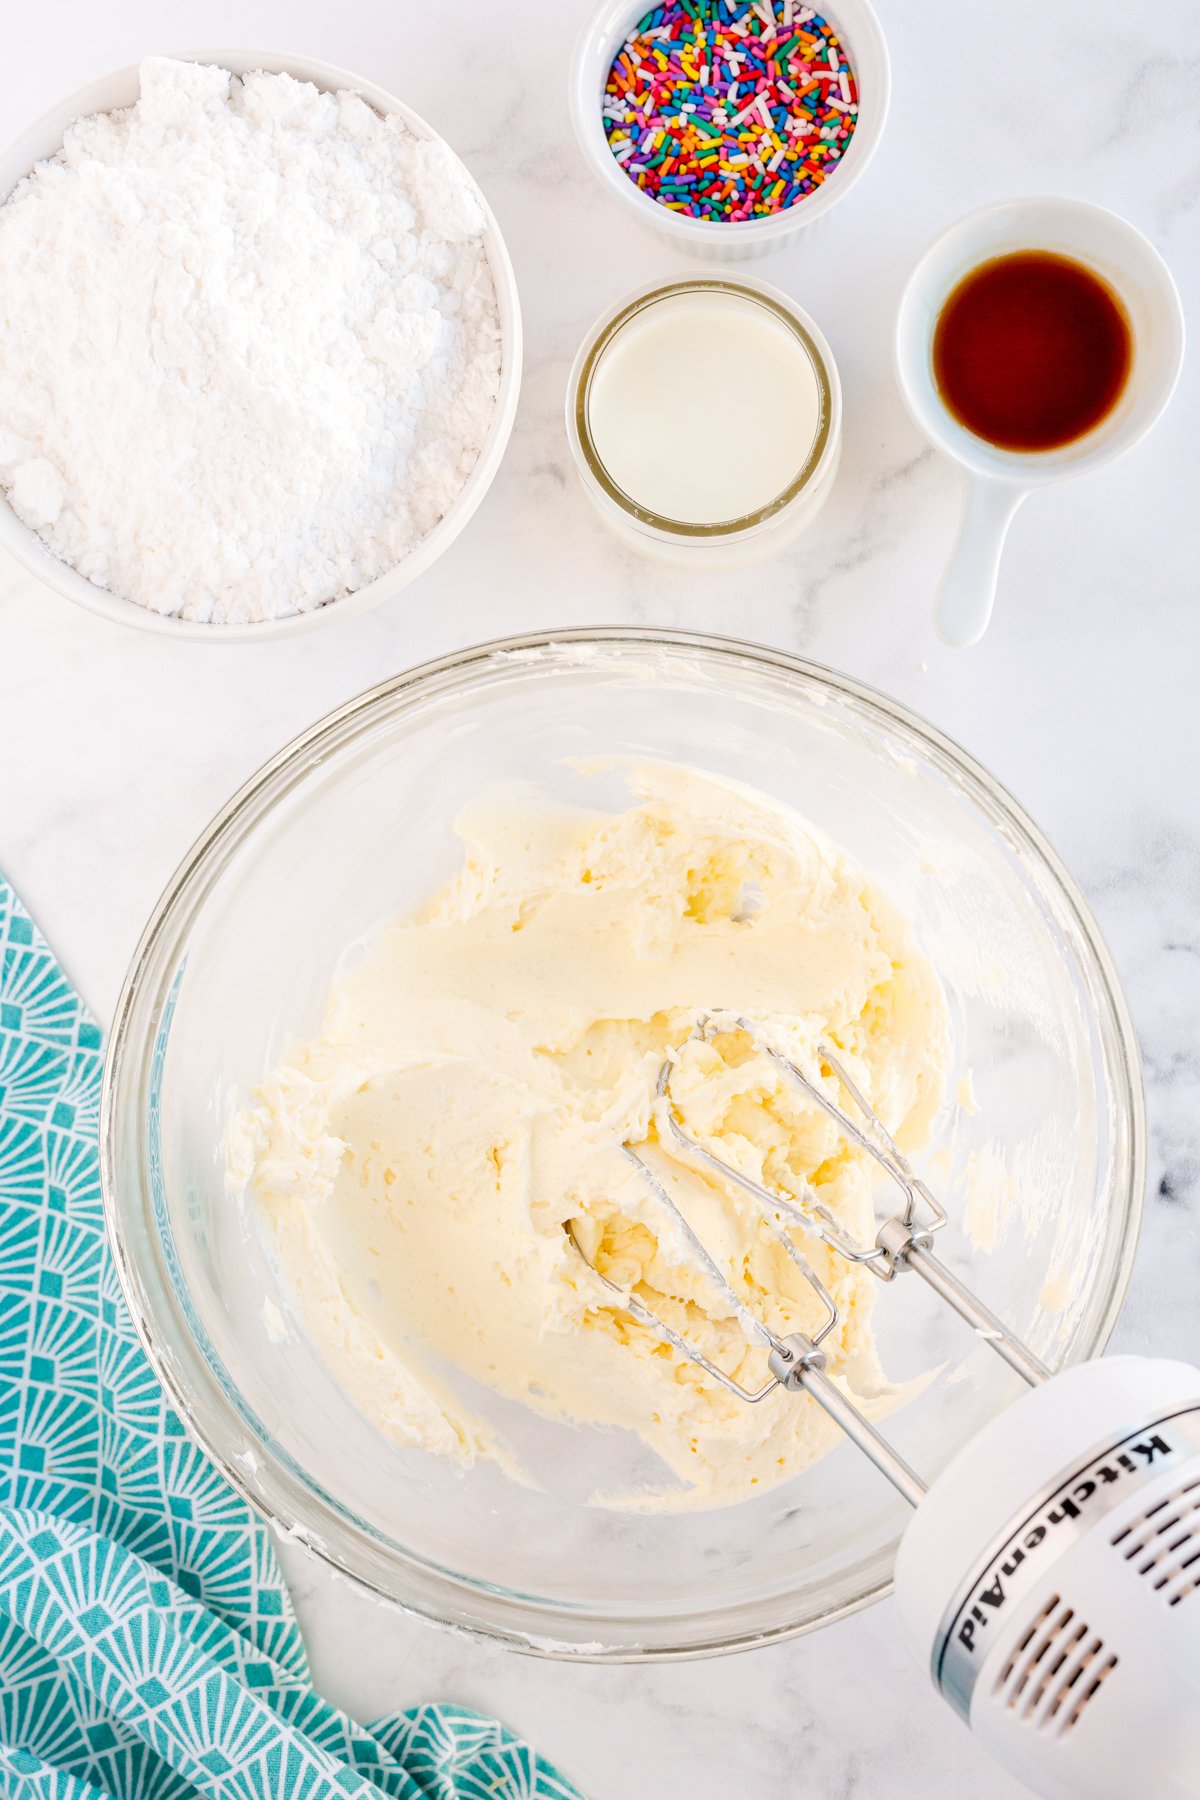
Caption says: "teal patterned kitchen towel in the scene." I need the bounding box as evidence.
[0,877,582,1800]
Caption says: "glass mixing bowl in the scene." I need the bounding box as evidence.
[101,629,1144,1658]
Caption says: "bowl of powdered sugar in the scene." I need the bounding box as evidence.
[0,52,521,636]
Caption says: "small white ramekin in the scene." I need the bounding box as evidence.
[565,272,842,565]
[0,51,523,641]
[569,0,890,260]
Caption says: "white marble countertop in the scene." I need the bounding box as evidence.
[3,1,1199,1794]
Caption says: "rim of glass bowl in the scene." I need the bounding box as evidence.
[100,627,1146,1661]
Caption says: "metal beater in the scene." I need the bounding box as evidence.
[570,1011,1049,1507]
[568,1014,1200,1800]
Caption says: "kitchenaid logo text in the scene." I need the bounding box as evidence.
[935,1405,1200,1719]
[956,1431,1175,1656]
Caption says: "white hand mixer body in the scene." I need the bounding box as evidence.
[571,1017,1200,1800]
[900,1354,1200,1799]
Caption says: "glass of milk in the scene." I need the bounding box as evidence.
[566,276,842,566]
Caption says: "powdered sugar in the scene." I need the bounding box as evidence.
[0,58,502,625]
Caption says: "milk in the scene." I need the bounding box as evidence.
[585,289,823,527]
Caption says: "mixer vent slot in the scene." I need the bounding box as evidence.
[1110,1474,1200,1608]
[993,1594,1117,1737]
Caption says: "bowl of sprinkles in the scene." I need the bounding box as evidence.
[570,0,889,253]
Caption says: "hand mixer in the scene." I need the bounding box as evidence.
[570,1015,1200,1800]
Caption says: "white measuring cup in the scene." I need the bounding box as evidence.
[895,198,1185,647]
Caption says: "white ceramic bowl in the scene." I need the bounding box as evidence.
[0,50,523,641]
[895,197,1185,647]
[569,0,890,259]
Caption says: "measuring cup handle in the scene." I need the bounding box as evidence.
[935,475,1026,648]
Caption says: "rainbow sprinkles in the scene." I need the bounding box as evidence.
[602,0,860,222]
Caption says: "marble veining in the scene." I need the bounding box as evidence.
[2,0,1199,1794]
